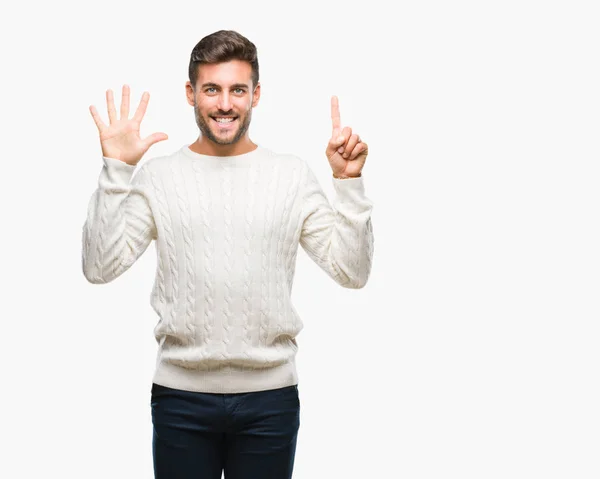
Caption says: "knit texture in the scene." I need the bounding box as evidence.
[82,144,374,393]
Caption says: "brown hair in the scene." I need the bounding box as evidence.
[188,30,259,90]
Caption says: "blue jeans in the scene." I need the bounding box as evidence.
[150,382,301,479]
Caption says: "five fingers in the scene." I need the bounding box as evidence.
[89,85,149,131]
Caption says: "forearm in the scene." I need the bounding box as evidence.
[82,157,156,284]
[300,171,374,288]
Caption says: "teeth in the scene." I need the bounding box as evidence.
[215,117,235,123]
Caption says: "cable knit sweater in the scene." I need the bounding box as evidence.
[82,144,374,393]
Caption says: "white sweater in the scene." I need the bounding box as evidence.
[82,144,374,393]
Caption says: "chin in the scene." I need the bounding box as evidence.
[212,130,239,144]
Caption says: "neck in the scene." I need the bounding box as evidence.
[189,137,257,157]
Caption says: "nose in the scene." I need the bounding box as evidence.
[217,91,232,112]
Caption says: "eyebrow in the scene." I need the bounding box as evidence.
[200,82,250,89]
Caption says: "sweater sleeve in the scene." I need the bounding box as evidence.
[298,162,374,289]
[82,156,157,284]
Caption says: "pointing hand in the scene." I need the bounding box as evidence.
[325,95,368,178]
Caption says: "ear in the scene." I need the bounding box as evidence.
[185,81,195,106]
[252,82,261,107]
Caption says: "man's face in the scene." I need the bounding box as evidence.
[187,60,260,146]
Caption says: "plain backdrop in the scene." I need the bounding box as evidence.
[1,0,599,478]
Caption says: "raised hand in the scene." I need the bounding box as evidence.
[89,85,168,166]
[325,95,368,178]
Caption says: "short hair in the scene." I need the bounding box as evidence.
[188,30,259,90]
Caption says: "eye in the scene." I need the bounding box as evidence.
[234,88,245,94]
[206,87,217,93]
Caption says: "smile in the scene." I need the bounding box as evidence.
[211,116,238,129]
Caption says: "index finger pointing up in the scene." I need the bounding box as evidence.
[331,95,341,134]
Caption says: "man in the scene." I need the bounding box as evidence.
[83,30,374,479]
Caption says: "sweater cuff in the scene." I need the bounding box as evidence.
[102,156,138,184]
[331,174,367,201]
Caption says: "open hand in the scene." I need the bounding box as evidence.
[325,96,368,178]
[89,85,168,166]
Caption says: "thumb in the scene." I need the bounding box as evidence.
[328,134,345,151]
[326,134,346,157]
[144,132,169,149]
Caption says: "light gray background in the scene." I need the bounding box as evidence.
[2,0,599,478]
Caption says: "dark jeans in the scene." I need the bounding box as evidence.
[150,382,301,479]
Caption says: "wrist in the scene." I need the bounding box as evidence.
[333,173,362,179]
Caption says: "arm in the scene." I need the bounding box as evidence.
[299,163,374,289]
[298,95,374,288]
[83,84,167,283]
[81,157,157,284]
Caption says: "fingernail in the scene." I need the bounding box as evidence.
[338,147,344,153]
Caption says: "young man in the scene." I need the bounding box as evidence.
[83,30,374,479]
